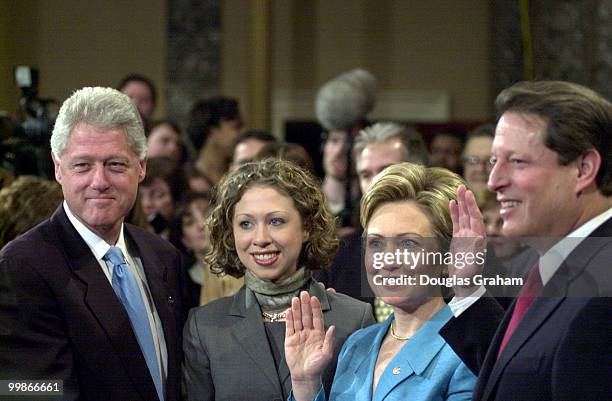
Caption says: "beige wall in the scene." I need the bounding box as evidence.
[221,0,251,120]
[223,0,493,133]
[2,0,491,131]
[1,0,167,118]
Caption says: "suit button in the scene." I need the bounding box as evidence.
[167,295,175,304]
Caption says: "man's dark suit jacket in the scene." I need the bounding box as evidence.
[315,231,375,307]
[0,205,186,401]
[182,280,375,401]
[442,217,612,401]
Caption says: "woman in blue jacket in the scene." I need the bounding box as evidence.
[286,163,485,401]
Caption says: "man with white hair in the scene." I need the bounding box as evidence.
[0,87,185,401]
[355,122,429,193]
[317,121,429,321]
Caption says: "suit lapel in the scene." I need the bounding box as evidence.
[553,236,612,297]
[479,236,606,401]
[353,323,385,401]
[478,217,612,401]
[374,307,451,401]
[371,318,412,401]
[483,297,562,401]
[484,220,612,399]
[126,225,181,399]
[498,297,561,360]
[52,207,159,401]
[229,287,284,395]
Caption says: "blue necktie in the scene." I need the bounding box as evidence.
[104,246,164,401]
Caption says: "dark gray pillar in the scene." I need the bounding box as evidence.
[494,0,612,100]
[167,0,221,125]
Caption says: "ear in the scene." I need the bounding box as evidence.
[138,158,147,183]
[575,149,601,195]
[52,152,62,184]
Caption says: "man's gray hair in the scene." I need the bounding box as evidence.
[50,87,147,160]
[315,69,377,131]
[355,122,430,167]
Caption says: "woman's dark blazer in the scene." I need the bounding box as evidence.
[182,279,375,401]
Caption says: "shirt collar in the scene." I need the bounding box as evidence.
[539,207,612,285]
[63,200,127,261]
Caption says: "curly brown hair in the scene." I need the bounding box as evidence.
[0,176,63,247]
[205,158,339,278]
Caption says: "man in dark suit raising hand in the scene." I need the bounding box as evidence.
[444,81,612,401]
[0,87,185,401]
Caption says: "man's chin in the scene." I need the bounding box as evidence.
[82,213,123,230]
[501,219,521,237]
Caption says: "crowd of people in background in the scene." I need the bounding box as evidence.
[0,69,610,401]
[0,69,524,310]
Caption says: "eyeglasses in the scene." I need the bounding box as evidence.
[463,155,493,167]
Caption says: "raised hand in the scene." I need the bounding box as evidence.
[285,291,335,401]
[449,185,487,296]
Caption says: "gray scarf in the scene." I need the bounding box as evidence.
[244,267,311,312]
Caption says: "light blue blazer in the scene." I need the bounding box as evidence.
[292,305,476,401]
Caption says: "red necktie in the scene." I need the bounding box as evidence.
[498,263,542,356]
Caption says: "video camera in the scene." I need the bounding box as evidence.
[0,66,57,178]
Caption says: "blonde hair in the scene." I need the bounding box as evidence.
[360,163,466,250]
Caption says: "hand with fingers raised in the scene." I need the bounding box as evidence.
[449,185,487,297]
[285,291,335,401]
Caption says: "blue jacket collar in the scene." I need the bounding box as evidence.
[351,305,453,401]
